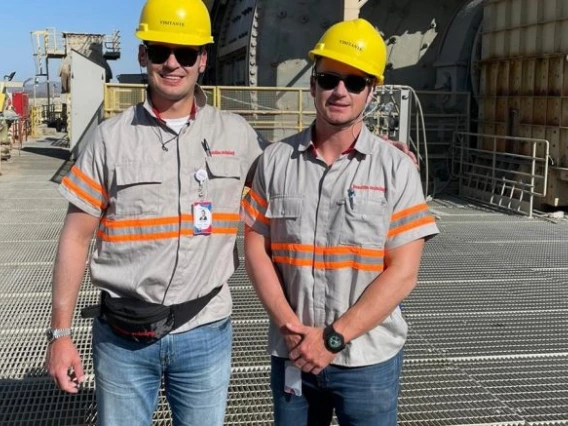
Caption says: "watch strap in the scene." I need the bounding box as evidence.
[46,328,73,343]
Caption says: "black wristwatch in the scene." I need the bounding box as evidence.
[323,324,346,354]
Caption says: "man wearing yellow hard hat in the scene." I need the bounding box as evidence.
[45,1,265,424]
[243,19,439,425]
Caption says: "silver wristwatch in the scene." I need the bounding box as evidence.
[46,328,73,344]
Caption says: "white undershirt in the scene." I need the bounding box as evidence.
[164,117,190,134]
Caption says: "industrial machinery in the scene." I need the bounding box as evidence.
[206,0,480,203]
[30,28,120,157]
[26,0,567,212]
[205,0,567,212]
[0,75,24,165]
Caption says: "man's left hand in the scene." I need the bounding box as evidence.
[284,323,336,374]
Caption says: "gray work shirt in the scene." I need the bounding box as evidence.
[60,86,265,333]
[243,124,439,366]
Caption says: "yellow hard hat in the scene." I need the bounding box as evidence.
[136,0,214,46]
[309,19,387,84]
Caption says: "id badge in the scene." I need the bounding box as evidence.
[284,361,302,396]
[193,202,213,235]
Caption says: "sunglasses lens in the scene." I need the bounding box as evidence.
[315,73,369,93]
[146,45,170,64]
[344,76,368,93]
[174,48,199,67]
[146,45,199,67]
[316,73,341,90]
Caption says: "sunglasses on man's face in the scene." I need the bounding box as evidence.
[313,72,373,94]
[145,44,201,67]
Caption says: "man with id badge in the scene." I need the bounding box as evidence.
[45,0,265,425]
[243,19,439,425]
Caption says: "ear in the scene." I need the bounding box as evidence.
[138,44,147,67]
[198,49,208,73]
[365,85,376,105]
[310,76,316,97]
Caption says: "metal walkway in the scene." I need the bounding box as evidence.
[1,138,567,426]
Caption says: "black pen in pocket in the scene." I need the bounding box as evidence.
[202,139,212,157]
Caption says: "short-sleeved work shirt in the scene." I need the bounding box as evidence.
[242,125,439,366]
[59,86,265,333]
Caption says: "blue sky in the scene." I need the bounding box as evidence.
[1,0,145,84]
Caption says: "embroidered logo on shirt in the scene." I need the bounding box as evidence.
[211,150,236,156]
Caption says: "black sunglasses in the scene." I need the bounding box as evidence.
[313,72,373,94]
[145,44,201,67]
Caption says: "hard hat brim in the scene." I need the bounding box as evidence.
[309,49,383,83]
[136,30,214,46]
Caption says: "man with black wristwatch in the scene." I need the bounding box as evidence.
[243,19,439,426]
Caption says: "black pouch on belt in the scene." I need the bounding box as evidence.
[100,286,222,344]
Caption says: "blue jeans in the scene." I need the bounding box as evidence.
[92,316,232,426]
[271,350,403,426]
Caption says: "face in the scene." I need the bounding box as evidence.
[139,42,207,106]
[311,57,374,127]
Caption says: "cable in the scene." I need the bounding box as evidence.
[407,86,430,198]
[365,85,431,198]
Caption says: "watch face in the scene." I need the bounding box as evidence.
[46,328,71,342]
[324,325,345,353]
[328,334,343,350]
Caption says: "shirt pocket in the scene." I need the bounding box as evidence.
[205,157,242,209]
[114,163,163,216]
[266,195,303,243]
[338,196,388,247]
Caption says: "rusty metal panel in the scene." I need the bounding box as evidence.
[478,0,568,207]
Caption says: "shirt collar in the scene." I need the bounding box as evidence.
[142,84,208,123]
[298,123,375,156]
[353,125,375,155]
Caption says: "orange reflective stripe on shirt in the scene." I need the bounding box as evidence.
[271,242,384,272]
[61,165,107,210]
[388,203,435,238]
[98,213,240,242]
[241,189,269,225]
[70,165,108,199]
[241,198,269,225]
[61,176,105,210]
[247,189,268,209]
[391,203,429,222]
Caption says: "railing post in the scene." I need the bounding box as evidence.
[298,89,303,132]
[458,132,464,196]
[490,139,497,197]
[528,141,537,218]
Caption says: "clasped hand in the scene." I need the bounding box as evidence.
[281,323,336,375]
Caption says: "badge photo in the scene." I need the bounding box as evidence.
[193,202,213,235]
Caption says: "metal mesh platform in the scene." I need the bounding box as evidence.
[1,143,567,425]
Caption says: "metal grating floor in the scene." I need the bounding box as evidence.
[1,140,567,425]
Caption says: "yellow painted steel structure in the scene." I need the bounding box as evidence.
[104,84,316,141]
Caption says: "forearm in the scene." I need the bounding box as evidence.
[244,228,300,329]
[333,268,415,343]
[333,239,425,344]
[51,244,90,328]
[50,206,98,328]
